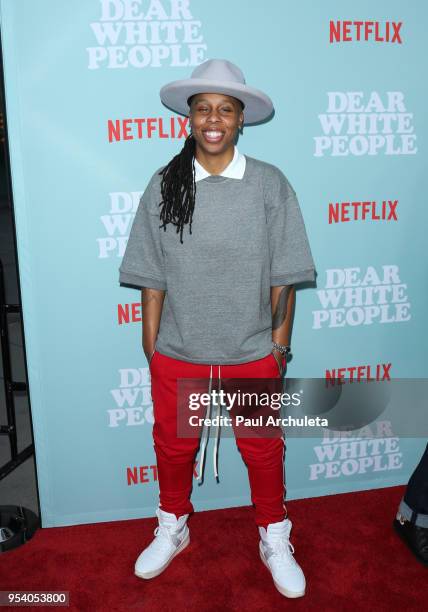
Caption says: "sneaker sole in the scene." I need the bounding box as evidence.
[259,543,306,598]
[134,533,190,580]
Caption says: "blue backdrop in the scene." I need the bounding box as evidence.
[0,0,426,526]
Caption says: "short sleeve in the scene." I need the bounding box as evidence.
[265,168,316,286]
[118,174,166,290]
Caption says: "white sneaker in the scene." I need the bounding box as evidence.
[134,507,190,579]
[259,518,306,598]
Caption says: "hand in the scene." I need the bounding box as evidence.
[145,347,156,365]
[272,349,286,376]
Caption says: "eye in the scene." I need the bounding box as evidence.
[221,107,233,113]
[197,106,209,112]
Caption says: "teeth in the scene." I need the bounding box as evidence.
[205,131,223,137]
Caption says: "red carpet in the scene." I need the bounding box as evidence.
[1,486,426,611]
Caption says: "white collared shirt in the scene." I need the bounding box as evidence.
[193,145,246,182]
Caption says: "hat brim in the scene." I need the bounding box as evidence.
[159,78,274,125]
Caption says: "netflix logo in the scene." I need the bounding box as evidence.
[127,461,199,486]
[108,116,189,142]
[329,20,403,44]
[328,199,398,224]
[326,362,392,386]
[127,464,158,486]
[118,302,142,325]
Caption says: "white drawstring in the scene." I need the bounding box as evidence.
[196,365,213,484]
[213,365,221,479]
[197,364,222,484]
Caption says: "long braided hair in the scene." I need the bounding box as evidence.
[158,132,197,244]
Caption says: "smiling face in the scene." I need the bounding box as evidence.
[188,92,244,157]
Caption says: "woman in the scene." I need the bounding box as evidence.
[119,59,316,598]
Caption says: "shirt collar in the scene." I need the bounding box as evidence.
[193,146,246,182]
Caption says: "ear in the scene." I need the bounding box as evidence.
[238,104,244,122]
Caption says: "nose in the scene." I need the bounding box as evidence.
[206,108,221,123]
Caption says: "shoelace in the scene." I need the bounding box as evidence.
[265,527,297,565]
[272,536,295,558]
[151,523,177,553]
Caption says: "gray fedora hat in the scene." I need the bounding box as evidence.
[159,58,274,125]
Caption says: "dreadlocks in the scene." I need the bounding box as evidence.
[158,134,197,244]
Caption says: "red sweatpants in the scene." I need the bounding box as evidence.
[150,350,287,529]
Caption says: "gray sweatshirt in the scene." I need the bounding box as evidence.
[118,155,316,364]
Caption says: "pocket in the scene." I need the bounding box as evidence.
[149,349,158,371]
[269,352,283,376]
